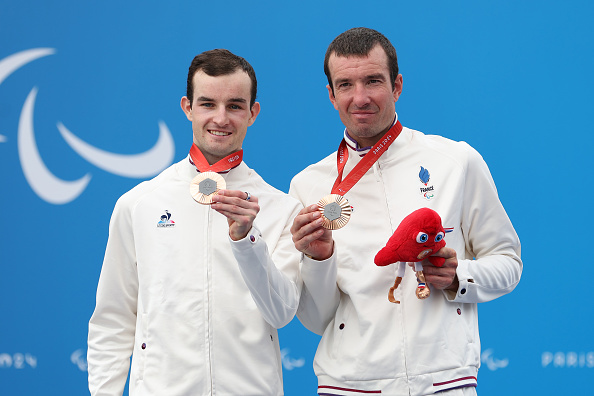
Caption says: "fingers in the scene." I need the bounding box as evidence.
[213,189,258,204]
[211,189,260,214]
[291,204,321,231]
[430,247,457,261]
[291,205,324,245]
[423,267,456,289]
[211,190,260,241]
[422,248,458,290]
[290,204,334,260]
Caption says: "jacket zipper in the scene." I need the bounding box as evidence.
[205,205,215,394]
[375,159,411,390]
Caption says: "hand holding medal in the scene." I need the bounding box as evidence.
[290,121,403,261]
[188,144,259,241]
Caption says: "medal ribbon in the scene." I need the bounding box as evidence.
[331,120,402,195]
[189,144,243,173]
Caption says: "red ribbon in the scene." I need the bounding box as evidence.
[189,144,243,173]
[331,121,402,195]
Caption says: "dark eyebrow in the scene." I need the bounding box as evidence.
[334,73,386,86]
[195,96,247,104]
[367,73,386,80]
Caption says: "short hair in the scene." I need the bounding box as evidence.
[324,27,399,94]
[186,49,257,108]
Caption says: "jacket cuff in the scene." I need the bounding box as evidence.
[228,226,262,250]
[444,259,476,302]
[301,247,337,279]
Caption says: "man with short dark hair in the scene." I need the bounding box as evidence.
[290,28,522,395]
[88,49,302,395]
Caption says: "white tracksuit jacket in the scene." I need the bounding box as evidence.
[88,157,302,396]
[289,119,522,396]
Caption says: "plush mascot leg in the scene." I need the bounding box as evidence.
[388,277,403,304]
[415,270,430,299]
[388,262,406,304]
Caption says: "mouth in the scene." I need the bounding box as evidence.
[208,130,231,137]
[351,111,376,120]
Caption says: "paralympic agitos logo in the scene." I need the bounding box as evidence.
[0,48,175,204]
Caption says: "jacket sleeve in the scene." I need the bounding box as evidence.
[230,202,303,329]
[87,197,138,395]
[287,175,341,335]
[444,143,522,303]
[295,251,341,335]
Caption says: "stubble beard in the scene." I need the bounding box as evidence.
[348,122,392,147]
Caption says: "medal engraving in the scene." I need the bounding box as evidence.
[199,178,217,195]
[190,171,226,205]
[317,194,352,230]
[324,202,342,221]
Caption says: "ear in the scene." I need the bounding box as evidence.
[180,96,192,121]
[247,101,261,127]
[393,74,403,103]
[327,84,338,110]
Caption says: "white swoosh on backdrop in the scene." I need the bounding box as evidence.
[0,48,55,86]
[18,87,92,204]
[0,48,55,142]
[3,47,177,204]
[57,120,175,178]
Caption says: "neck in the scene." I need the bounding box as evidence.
[353,134,382,149]
[193,145,229,166]
[202,152,224,166]
[189,144,244,174]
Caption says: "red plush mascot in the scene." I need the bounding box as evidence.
[374,208,450,304]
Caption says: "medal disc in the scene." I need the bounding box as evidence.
[317,194,352,230]
[190,171,226,205]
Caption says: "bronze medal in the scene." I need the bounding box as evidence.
[190,171,226,205]
[317,194,352,230]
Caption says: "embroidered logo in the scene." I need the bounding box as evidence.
[418,166,435,200]
[157,210,175,228]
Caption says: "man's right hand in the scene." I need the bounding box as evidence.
[291,204,334,261]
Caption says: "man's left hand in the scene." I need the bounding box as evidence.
[422,247,459,292]
[211,190,259,241]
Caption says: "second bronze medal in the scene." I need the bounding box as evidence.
[317,194,352,230]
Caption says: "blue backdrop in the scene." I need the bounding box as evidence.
[1,1,593,394]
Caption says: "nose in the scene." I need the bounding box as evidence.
[352,83,371,108]
[212,106,229,126]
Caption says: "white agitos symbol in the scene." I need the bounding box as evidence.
[0,48,175,204]
[280,348,305,371]
[70,349,88,372]
[481,348,509,371]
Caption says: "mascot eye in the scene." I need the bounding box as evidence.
[416,232,429,243]
[435,232,445,242]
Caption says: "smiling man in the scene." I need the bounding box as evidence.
[289,28,522,395]
[88,49,303,395]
